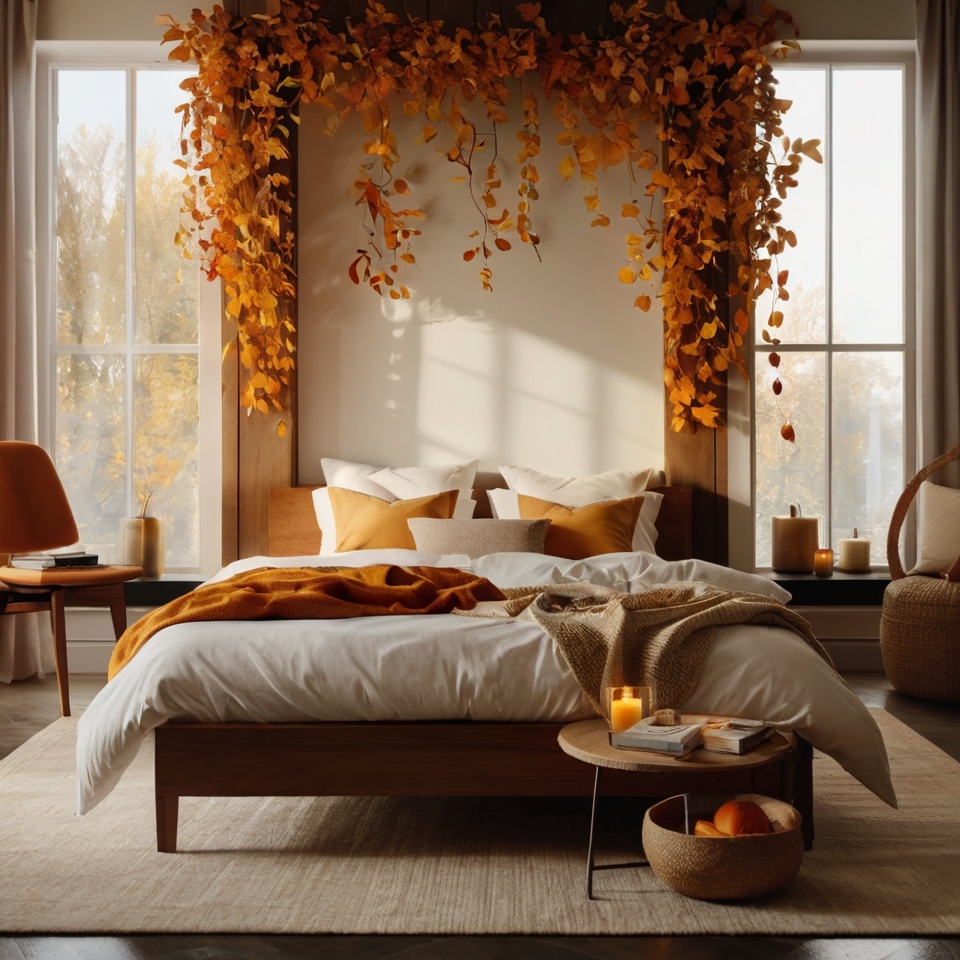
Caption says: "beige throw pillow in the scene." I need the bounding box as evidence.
[408,518,551,559]
[328,488,458,552]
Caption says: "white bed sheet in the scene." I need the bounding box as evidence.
[76,550,897,813]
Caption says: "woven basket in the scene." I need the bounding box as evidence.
[880,444,960,703]
[641,793,803,901]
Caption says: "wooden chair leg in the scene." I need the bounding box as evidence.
[49,589,70,718]
[106,583,128,641]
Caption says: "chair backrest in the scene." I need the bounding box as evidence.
[0,442,79,554]
[887,444,960,579]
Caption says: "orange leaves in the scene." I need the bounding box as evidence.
[164,0,807,429]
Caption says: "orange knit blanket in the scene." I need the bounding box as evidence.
[108,564,506,679]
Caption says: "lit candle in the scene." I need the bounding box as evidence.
[610,687,644,733]
[837,528,871,572]
[814,548,834,577]
[771,504,819,573]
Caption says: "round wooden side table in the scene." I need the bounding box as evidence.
[558,718,809,899]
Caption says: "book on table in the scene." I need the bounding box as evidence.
[609,715,774,757]
[9,551,99,570]
[609,718,704,756]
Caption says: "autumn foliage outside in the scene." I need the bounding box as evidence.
[160,0,819,435]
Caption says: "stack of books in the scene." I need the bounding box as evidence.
[609,714,773,757]
[9,551,100,570]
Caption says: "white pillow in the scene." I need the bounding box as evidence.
[370,460,479,521]
[487,487,663,555]
[910,480,960,574]
[314,458,479,554]
[499,465,665,505]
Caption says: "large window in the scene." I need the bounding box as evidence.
[753,56,914,568]
[48,65,201,570]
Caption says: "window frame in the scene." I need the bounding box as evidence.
[36,41,222,577]
[728,41,917,572]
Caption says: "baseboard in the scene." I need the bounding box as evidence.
[66,641,113,675]
[821,639,884,673]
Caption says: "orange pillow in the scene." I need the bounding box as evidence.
[518,493,644,560]
[328,487,459,552]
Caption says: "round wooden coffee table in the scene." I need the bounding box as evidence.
[558,719,810,899]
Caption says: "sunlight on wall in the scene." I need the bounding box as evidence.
[297,92,665,479]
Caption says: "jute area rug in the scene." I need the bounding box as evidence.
[0,710,957,935]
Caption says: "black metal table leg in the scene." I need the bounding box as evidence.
[584,764,649,900]
[586,765,601,899]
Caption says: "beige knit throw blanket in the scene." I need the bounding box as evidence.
[455,583,833,715]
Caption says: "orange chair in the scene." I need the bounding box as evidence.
[0,442,142,716]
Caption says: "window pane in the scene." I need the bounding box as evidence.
[832,352,903,563]
[135,71,198,345]
[756,68,827,345]
[56,71,126,346]
[832,69,903,344]
[755,352,827,566]
[55,355,126,558]
[134,354,199,568]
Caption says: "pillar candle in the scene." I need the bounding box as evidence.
[609,690,645,733]
[837,531,871,572]
[771,516,819,573]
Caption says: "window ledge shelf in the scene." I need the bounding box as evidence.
[125,576,204,607]
[762,570,890,606]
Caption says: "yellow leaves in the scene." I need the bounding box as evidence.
[634,295,652,312]
[618,267,636,284]
[622,203,640,218]
[700,320,718,339]
[277,420,286,438]
[403,101,420,116]
[558,155,576,181]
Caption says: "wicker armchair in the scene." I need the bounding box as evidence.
[879,444,960,702]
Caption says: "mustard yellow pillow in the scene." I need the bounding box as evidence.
[328,487,459,552]
[517,493,644,560]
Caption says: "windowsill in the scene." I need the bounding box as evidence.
[125,575,204,607]
[761,569,890,606]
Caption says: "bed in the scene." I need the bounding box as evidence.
[75,476,896,853]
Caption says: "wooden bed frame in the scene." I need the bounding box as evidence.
[153,481,813,853]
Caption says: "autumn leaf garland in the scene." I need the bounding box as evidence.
[161,0,818,436]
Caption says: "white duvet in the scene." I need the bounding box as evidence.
[76,550,897,813]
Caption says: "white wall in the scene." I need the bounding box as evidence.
[298,99,665,480]
[787,0,914,39]
[38,0,197,41]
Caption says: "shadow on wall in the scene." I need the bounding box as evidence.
[297,93,665,480]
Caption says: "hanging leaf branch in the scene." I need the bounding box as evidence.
[161,0,818,436]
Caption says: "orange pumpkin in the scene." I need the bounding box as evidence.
[713,800,772,836]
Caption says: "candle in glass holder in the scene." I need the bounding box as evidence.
[607,685,650,733]
[814,548,834,577]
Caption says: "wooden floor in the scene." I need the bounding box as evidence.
[1,673,959,960]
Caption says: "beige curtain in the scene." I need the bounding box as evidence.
[0,0,51,682]
[917,0,960,487]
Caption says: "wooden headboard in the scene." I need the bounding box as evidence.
[268,480,692,561]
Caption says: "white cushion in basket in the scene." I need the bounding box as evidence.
[911,480,960,575]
